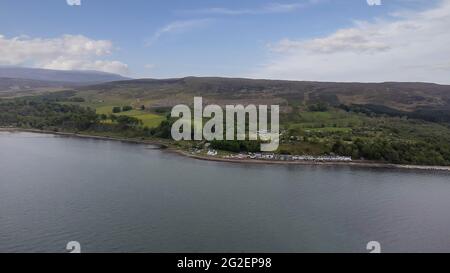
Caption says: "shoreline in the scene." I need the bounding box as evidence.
[171,149,450,172]
[2,127,450,172]
[0,127,169,148]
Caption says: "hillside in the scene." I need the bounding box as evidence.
[2,77,450,166]
[74,77,450,122]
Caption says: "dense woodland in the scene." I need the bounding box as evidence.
[0,98,146,136]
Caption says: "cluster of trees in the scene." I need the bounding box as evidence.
[150,118,173,138]
[210,140,261,153]
[110,115,142,129]
[0,99,97,131]
[0,99,146,134]
[332,138,450,165]
[66,97,85,103]
[308,102,329,112]
[112,105,133,113]
[339,104,450,123]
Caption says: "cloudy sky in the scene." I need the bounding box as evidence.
[0,0,449,83]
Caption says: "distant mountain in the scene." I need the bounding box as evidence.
[0,77,73,93]
[0,66,130,84]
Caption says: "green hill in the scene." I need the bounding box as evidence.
[73,77,450,122]
[2,77,450,166]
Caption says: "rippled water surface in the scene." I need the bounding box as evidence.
[1,132,450,253]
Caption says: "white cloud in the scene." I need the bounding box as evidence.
[147,19,212,46]
[0,34,128,75]
[179,1,319,16]
[253,0,450,84]
[66,0,81,6]
[270,28,391,54]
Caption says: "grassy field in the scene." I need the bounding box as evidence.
[96,106,165,128]
[67,94,166,128]
[283,110,365,134]
[71,102,161,128]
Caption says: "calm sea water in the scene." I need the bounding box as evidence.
[1,131,450,253]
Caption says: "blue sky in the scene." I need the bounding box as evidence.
[1,0,449,83]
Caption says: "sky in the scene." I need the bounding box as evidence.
[0,0,449,83]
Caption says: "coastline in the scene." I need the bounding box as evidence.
[2,127,450,172]
[0,127,169,148]
[171,149,450,172]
